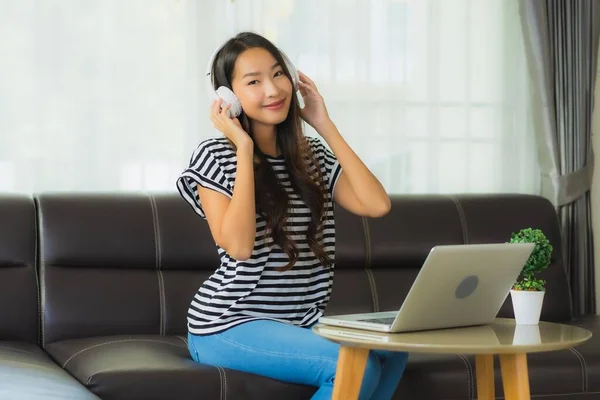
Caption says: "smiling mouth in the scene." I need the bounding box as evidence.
[264,99,285,108]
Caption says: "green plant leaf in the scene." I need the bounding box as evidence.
[509,228,552,291]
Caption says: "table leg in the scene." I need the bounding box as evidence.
[331,345,370,400]
[499,353,530,400]
[475,355,495,400]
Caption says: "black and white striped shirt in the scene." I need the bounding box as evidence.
[176,136,342,335]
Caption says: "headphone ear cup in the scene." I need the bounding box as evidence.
[278,50,304,109]
[215,86,243,118]
[280,52,299,90]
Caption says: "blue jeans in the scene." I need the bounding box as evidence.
[187,320,409,400]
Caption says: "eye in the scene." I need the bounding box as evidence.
[248,80,259,85]
[274,70,284,78]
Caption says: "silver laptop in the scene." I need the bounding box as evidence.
[318,243,535,333]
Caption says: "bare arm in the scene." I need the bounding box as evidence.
[200,100,256,260]
[199,145,256,260]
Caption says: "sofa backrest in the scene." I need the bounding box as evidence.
[0,195,38,343]
[325,194,572,324]
[37,192,572,345]
[37,193,218,345]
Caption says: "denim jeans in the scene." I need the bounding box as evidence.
[187,320,409,400]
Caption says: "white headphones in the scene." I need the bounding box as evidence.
[205,40,303,118]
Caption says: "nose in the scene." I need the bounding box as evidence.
[263,78,281,98]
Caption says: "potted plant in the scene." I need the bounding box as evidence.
[509,228,553,325]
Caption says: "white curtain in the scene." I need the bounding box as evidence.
[0,0,538,195]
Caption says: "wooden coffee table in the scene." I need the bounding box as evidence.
[313,318,592,400]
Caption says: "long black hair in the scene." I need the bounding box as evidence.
[211,32,332,271]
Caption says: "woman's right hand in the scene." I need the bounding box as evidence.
[210,99,252,150]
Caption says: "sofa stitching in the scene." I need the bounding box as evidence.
[158,270,166,334]
[219,366,228,400]
[33,201,41,347]
[571,349,584,392]
[149,195,161,334]
[0,345,32,355]
[62,339,186,369]
[216,366,224,400]
[362,217,379,312]
[448,196,469,244]
[149,194,166,335]
[467,355,475,399]
[361,217,372,267]
[457,355,470,398]
[458,354,474,400]
[35,197,46,348]
[576,348,588,391]
[365,269,379,312]
[176,335,188,346]
[34,263,41,346]
[569,348,587,391]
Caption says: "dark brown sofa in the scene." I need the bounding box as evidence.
[0,192,598,399]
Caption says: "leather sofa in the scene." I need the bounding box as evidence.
[0,192,598,399]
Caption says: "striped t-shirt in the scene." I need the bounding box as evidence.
[176,136,343,336]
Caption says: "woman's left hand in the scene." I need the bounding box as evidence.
[298,71,332,132]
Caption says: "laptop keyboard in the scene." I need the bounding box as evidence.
[357,317,395,325]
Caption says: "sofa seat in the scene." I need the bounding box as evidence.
[44,334,317,400]
[566,317,600,395]
[0,341,99,400]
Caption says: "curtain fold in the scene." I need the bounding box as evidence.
[518,0,600,316]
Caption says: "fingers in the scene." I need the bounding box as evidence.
[220,103,231,117]
[210,99,231,119]
[298,81,313,96]
[210,100,217,124]
[210,99,222,119]
[210,99,223,128]
[210,99,237,134]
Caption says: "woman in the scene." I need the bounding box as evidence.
[176,31,408,400]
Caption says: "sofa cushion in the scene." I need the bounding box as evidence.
[0,195,38,343]
[45,334,211,400]
[44,334,317,400]
[569,317,600,393]
[0,341,99,399]
[523,349,589,396]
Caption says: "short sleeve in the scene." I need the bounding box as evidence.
[176,140,234,219]
[308,137,343,197]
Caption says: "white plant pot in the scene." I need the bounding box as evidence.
[510,289,545,325]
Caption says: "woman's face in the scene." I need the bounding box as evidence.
[230,47,293,127]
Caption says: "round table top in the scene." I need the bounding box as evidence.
[312,318,592,354]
